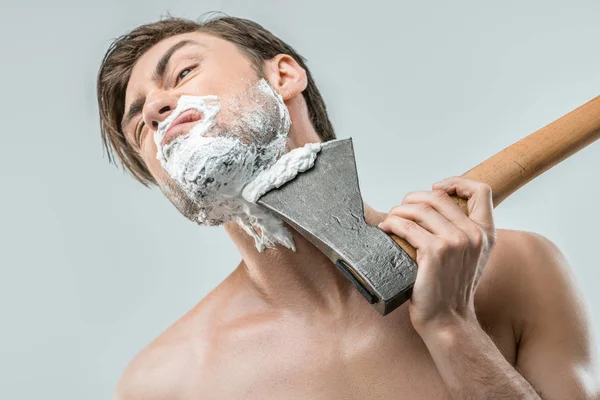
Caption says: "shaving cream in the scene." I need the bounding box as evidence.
[154,79,322,252]
[242,143,322,203]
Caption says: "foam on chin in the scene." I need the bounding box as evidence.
[153,79,323,252]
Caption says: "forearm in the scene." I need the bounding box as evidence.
[420,318,541,400]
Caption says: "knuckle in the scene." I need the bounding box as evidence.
[449,233,468,249]
[432,189,448,200]
[384,214,398,225]
[478,182,492,197]
[402,219,418,231]
[402,192,416,204]
[389,205,403,215]
[417,203,432,213]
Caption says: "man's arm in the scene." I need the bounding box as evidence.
[379,177,599,399]
[421,316,542,398]
[420,231,599,399]
[512,232,598,399]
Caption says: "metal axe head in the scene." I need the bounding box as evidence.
[257,138,417,316]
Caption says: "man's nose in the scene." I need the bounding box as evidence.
[143,91,178,130]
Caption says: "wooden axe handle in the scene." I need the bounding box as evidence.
[389,96,600,261]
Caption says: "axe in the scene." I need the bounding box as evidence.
[257,96,600,316]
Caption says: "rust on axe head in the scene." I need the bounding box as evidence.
[257,139,417,316]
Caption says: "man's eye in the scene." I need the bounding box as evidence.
[176,67,193,84]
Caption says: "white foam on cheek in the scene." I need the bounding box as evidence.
[153,79,302,252]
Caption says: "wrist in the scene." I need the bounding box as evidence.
[414,311,481,345]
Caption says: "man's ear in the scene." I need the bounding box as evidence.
[263,54,307,101]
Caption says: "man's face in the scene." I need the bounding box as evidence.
[123,32,291,225]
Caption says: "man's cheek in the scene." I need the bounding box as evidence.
[141,140,164,178]
[149,162,170,185]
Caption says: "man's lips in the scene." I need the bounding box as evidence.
[161,109,204,147]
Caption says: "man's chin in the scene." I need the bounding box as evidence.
[158,179,201,221]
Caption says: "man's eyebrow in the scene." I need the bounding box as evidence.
[153,39,200,84]
[121,39,203,135]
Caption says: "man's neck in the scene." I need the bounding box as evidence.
[222,94,389,315]
[223,204,386,315]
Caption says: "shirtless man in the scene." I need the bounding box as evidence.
[97,15,599,399]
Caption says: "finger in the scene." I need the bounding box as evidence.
[389,203,458,238]
[402,189,471,229]
[432,177,494,228]
[378,215,434,251]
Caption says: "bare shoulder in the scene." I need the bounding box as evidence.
[476,228,585,334]
[112,265,263,400]
[476,229,600,398]
[113,306,214,400]
[112,279,230,400]
[113,337,192,400]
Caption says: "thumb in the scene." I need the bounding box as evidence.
[433,177,494,228]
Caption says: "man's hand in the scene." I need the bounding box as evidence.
[377,177,600,399]
[377,177,547,399]
[378,176,497,335]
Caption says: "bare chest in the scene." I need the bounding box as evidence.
[195,306,516,400]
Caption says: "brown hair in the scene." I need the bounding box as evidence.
[97,14,335,186]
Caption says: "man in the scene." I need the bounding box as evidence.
[97,15,599,399]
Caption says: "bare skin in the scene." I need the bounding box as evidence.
[114,31,599,399]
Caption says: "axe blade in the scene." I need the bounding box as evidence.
[257,138,417,315]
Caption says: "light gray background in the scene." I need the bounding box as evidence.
[1,0,599,398]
